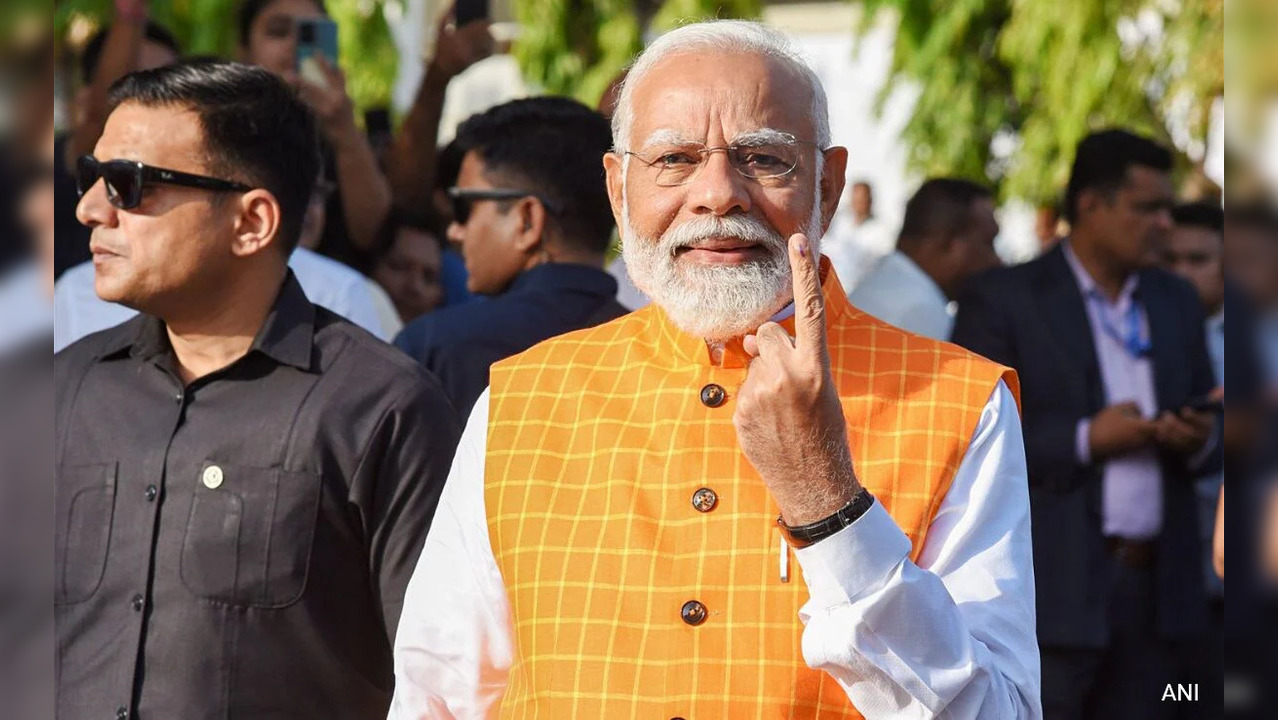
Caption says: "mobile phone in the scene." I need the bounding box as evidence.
[364,108,393,154]
[455,0,489,26]
[1183,395,1224,415]
[295,17,339,88]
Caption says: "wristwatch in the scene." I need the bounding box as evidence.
[776,488,875,549]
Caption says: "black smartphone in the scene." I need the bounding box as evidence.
[364,108,393,153]
[1183,395,1224,415]
[455,0,489,26]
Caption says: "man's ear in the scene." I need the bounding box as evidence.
[818,147,848,233]
[230,189,282,258]
[603,152,626,226]
[512,196,547,254]
[1077,188,1113,222]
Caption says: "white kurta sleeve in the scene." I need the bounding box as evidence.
[795,380,1041,719]
[388,388,513,720]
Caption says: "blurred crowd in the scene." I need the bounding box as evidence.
[0,1,1269,719]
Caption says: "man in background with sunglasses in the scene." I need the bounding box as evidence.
[392,96,627,418]
[54,60,461,719]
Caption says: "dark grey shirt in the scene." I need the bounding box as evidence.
[54,273,461,720]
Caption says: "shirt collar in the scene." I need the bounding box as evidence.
[1062,238,1140,306]
[889,250,948,304]
[99,271,317,372]
[506,262,619,298]
[1207,308,1224,333]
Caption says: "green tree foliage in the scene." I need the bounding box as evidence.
[55,0,759,113]
[55,0,397,112]
[513,0,760,106]
[859,0,1222,204]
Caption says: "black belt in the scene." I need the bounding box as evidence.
[1105,536,1156,569]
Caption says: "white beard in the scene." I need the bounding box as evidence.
[621,169,824,342]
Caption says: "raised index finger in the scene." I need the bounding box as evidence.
[788,233,827,357]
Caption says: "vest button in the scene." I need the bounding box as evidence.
[680,599,707,626]
[691,487,718,513]
[699,383,726,408]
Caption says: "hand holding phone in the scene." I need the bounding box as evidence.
[430,1,495,78]
[1182,394,1224,415]
[296,17,339,89]
[455,0,489,27]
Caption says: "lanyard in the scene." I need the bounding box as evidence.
[1088,289,1151,358]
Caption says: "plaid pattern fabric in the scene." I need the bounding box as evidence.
[485,258,1018,719]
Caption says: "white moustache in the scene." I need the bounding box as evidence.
[659,215,786,256]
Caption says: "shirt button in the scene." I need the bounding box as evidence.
[680,599,707,626]
[173,392,183,404]
[691,487,718,513]
[202,465,224,490]
[116,705,128,720]
[130,594,144,612]
[144,485,158,502]
[699,383,726,408]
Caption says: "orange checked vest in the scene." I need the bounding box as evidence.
[484,258,1018,719]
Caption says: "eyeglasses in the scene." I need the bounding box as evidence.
[76,155,253,210]
[447,187,562,225]
[624,133,821,187]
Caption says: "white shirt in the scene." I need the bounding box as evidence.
[0,263,52,353]
[822,214,897,292]
[388,380,1041,719]
[53,248,394,351]
[366,278,405,338]
[848,251,954,340]
[605,255,651,311]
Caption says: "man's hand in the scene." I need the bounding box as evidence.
[295,55,358,144]
[1213,483,1224,580]
[429,4,494,79]
[1154,406,1214,456]
[1088,402,1156,460]
[735,234,860,527]
[114,0,148,24]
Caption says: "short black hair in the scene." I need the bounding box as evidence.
[452,97,615,254]
[107,60,321,254]
[436,139,464,193]
[238,0,328,48]
[1064,129,1173,223]
[374,210,441,260]
[1171,202,1224,235]
[898,178,993,245]
[1227,202,1278,238]
[80,21,181,85]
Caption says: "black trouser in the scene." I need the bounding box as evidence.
[1041,560,1221,720]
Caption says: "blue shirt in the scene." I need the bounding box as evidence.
[394,263,625,417]
[440,247,480,307]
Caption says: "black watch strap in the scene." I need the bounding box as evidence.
[776,488,875,549]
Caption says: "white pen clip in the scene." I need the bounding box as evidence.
[779,535,790,583]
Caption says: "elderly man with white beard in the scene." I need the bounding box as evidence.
[388,20,1040,720]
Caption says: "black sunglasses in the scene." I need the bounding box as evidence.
[447,187,562,225]
[77,155,253,210]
